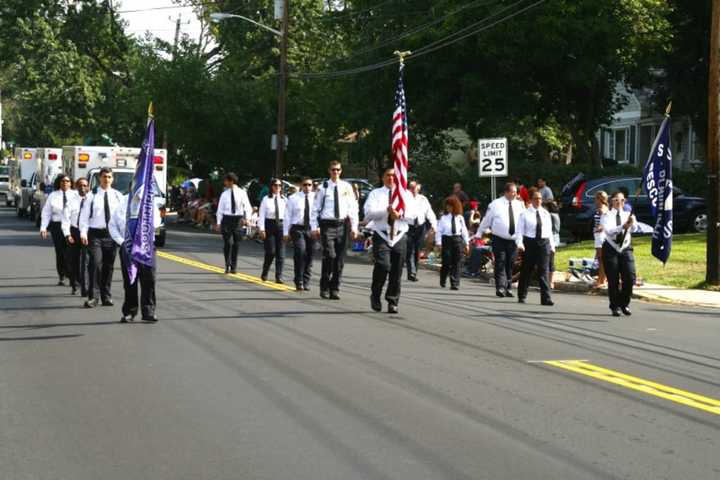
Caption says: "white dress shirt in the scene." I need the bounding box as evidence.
[216,186,252,225]
[478,196,524,240]
[108,194,162,246]
[258,194,287,231]
[61,193,89,237]
[411,193,437,229]
[310,179,359,232]
[435,214,470,246]
[283,191,315,236]
[79,187,124,236]
[40,189,78,231]
[363,186,417,246]
[516,206,556,252]
[600,208,639,252]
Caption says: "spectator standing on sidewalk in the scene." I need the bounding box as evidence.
[592,191,609,288]
[537,177,554,202]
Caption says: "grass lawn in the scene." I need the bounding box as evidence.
[555,233,715,290]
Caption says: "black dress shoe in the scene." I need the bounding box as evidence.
[303,285,310,291]
[450,286,459,291]
[320,290,330,299]
[329,291,341,300]
[611,308,621,317]
[621,306,632,316]
[225,266,230,274]
[84,299,98,308]
[102,299,114,307]
[230,269,237,274]
[388,304,398,314]
[57,280,65,286]
[408,275,418,282]
[275,279,284,284]
[440,282,446,288]
[541,299,555,306]
[120,314,136,323]
[504,290,514,298]
[496,290,505,298]
[518,298,526,304]
[296,284,303,292]
[71,287,78,295]
[142,315,158,322]
[261,274,268,282]
[371,296,382,312]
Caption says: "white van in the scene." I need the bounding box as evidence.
[12,148,40,218]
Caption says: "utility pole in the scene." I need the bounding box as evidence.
[275,0,289,178]
[172,13,182,59]
[707,0,720,284]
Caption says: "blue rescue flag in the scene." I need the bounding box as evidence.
[642,115,673,264]
[124,104,156,284]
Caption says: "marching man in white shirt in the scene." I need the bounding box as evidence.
[258,179,287,283]
[40,173,77,287]
[79,167,124,308]
[364,168,417,313]
[597,191,639,317]
[62,177,90,296]
[405,181,436,282]
[215,173,252,274]
[283,177,316,291]
[516,188,555,306]
[435,196,470,290]
[478,182,524,298]
[311,160,359,300]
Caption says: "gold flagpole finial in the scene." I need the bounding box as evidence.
[394,50,412,65]
[148,101,155,119]
[665,101,672,117]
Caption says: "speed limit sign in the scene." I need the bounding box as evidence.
[478,138,508,177]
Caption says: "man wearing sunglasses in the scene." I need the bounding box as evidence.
[215,173,252,274]
[284,177,316,291]
[311,160,359,300]
[596,191,639,317]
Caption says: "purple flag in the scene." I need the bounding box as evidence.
[124,112,156,284]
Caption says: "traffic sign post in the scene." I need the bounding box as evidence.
[478,137,508,201]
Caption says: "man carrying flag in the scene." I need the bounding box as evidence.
[109,104,160,323]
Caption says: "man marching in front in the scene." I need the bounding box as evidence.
[40,174,77,287]
[258,179,287,283]
[478,182,524,298]
[79,167,124,308]
[597,191,638,317]
[365,168,416,313]
[405,181,436,282]
[284,178,316,291]
[516,188,555,306]
[215,173,252,274]
[311,160,359,300]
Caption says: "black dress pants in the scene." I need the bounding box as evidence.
[119,245,156,318]
[405,224,426,277]
[291,226,314,288]
[319,221,347,293]
[68,226,89,296]
[602,243,636,310]
[517,237,552,302]
[88,228,117,302]
[372,233,407,307]
[262,220,284,280]
[221,215,243,269]
[492,235,517,292]
[49,221,70,280]
[441,235,464,288]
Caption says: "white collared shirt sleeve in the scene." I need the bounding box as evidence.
[310,185,325,231]
[216,189,228,226]
[283,195,295,237]
[108,196,128,246]
[363,188,388,222]
[79,192,93,237]
[424,197,437,229]
[40,191,55,232]
[346,183,360,232]
[258,196,268,232]
[478,200,496,234]
[240,188,252,218]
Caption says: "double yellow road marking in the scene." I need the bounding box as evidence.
[543,360,720,416]
[157,251,296,292]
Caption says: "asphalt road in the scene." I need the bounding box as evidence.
[1,206,719,480]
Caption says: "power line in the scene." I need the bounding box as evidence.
[116,1,220,14]
[294,0,545,79]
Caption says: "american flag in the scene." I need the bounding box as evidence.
[391,62,409,215]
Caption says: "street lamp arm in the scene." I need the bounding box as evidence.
[209,12,283,37]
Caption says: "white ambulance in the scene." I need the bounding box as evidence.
[37,148,64,186]
[12,147,40,217]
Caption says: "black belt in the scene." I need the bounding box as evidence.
[523,236,548,242]
[291,224,310,230]
[223,214,245,219]
[320,219,344,226]
[265,219,283,224]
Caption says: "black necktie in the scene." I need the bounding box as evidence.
[388,189,395,239]
[274,196,280,221]
[451,215,456,235]
[303,194,310,229]
[508,201,515,236]
[230,188,236,214]
[333,185,340,219]
[104,192,110,227]
[615,211,623,244]
[78,197,85,225]
[536,210,542,239]
[62,191,67,209]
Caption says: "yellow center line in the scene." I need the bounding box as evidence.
[156,250,296,292]
[542,360,720,416]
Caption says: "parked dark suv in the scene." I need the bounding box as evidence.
[559,174,707,240]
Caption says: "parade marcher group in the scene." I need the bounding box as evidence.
[38,159,644,320]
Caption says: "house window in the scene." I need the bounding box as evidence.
[604,127,631,163]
